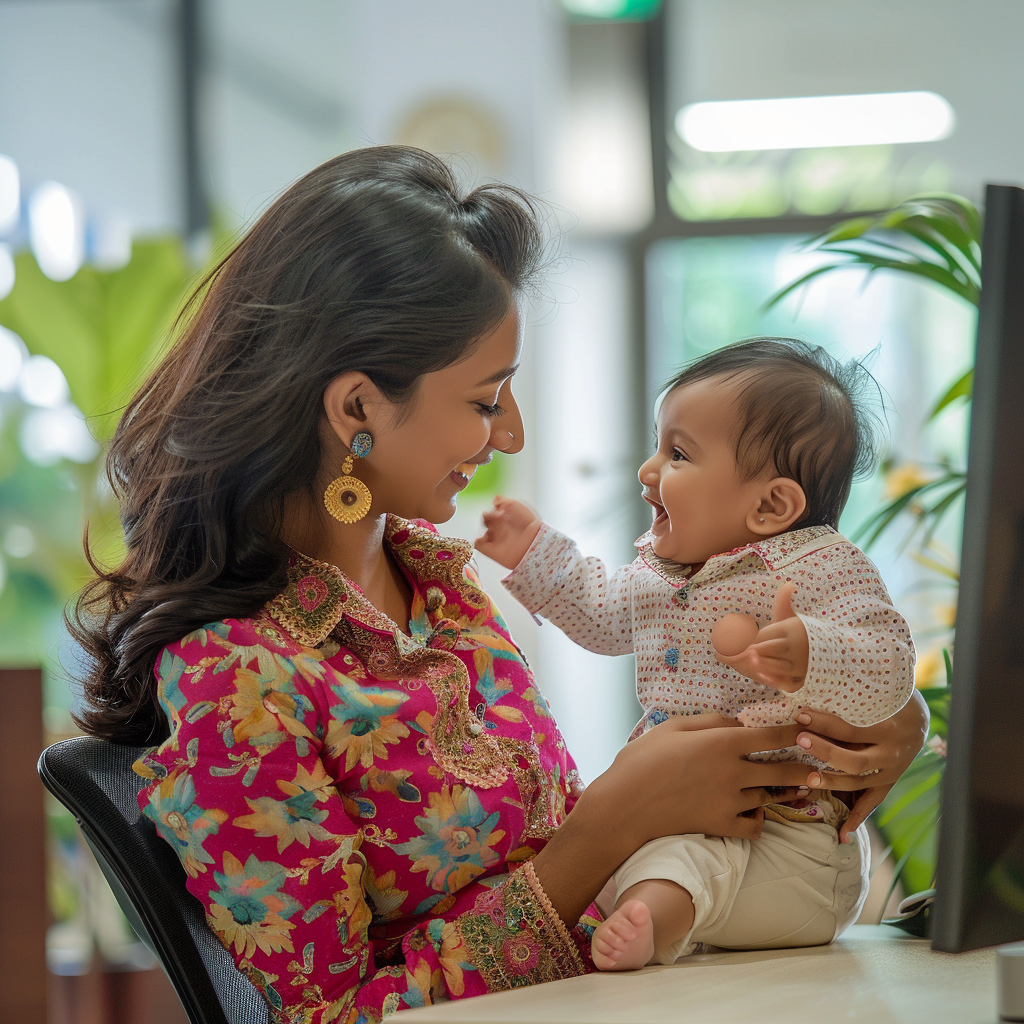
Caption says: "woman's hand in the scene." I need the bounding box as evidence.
[531,716,817,928]
[793,689,929,842]
[598,716,817,842]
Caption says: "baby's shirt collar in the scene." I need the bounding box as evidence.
[634,523,844,588]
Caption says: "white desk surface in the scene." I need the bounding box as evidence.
[388,925,998,1023]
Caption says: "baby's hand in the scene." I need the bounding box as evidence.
[713,583,809,693]
[474,496,542,570]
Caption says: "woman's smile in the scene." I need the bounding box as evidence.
[450,462,478,488]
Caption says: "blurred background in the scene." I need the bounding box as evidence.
[0,0,1016,1020]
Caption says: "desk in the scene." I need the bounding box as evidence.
[389,925,998,1023]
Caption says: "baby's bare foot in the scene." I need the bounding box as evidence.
[591,899,654,971]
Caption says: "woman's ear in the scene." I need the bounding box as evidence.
[322,372,386,448]
[747,477,807,536]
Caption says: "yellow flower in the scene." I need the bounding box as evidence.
[208,851,298,958]
[234,762,343,852]
[324,680,411,771]
[326,715,410,772]
[209,902,296,959]
[229,667,309,748]
[363,863,409,922]
[279,761,338,801]
[393,785,505,892]
[438,921,468,997]
[144,772,228,877]
[405,959,437,1009]
[884,463,931,500]
[915,649,943,689]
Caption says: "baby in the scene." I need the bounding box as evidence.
[475,338,916,970]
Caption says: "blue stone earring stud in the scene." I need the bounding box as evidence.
[324,431,374,524]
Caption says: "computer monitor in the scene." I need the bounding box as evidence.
[932,183,1024,953]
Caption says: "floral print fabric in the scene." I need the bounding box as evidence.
[135,517,593,1024]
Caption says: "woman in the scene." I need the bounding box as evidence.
[73,146,927,1023]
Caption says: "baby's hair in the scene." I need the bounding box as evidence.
[664,337,886,529]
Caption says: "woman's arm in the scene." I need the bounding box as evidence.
[791,689,930,842]
[530,717,815,927]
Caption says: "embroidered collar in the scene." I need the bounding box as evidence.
[634,532,692,587]
[747,524,843,570]
[634,523,844,588]
[262,516,474,648]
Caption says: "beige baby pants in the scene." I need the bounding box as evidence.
[602,817,870,965]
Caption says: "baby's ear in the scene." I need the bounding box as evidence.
[748,477,807,536]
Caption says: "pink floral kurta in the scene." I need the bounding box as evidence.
[134,517,595,1023]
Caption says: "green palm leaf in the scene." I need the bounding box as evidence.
[854,471,967,550]
[930,368,974,419]
[765,192,982,311]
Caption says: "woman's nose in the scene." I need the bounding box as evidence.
[491,380,524,454]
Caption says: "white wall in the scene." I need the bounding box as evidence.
[204,0,352,225]
[532,240,644,781]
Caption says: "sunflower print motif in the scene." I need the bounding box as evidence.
[393,785,506,892]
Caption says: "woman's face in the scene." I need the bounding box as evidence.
[366,306,524,524]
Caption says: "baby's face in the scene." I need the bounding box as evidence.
[638,377,770,569]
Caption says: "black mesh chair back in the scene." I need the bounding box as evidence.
[38,736,270,1024]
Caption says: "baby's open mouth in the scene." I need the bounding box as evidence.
[642,492,668,527]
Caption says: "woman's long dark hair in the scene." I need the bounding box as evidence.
[71,146,544,744]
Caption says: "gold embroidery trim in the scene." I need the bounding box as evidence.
[456,865,587,991]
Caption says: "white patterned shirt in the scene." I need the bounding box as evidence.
[503,523,916,747]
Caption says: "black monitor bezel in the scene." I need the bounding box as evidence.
[932,182,1024,953]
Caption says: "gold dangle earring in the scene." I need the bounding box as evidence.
[324,431,373,524]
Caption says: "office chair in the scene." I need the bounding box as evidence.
[38,736,270,1024]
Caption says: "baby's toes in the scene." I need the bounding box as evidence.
[591,933,623,969]
[595,923,624,951]
[608,918,637,943]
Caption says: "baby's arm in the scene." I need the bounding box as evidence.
[474,496,542,570]
[720,548,915,726]
[476,497,636,656]
[713,584,809,692]
[794,564,916,725]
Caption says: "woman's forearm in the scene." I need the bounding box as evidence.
[529,782,632,927]
[529,719,812,928]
